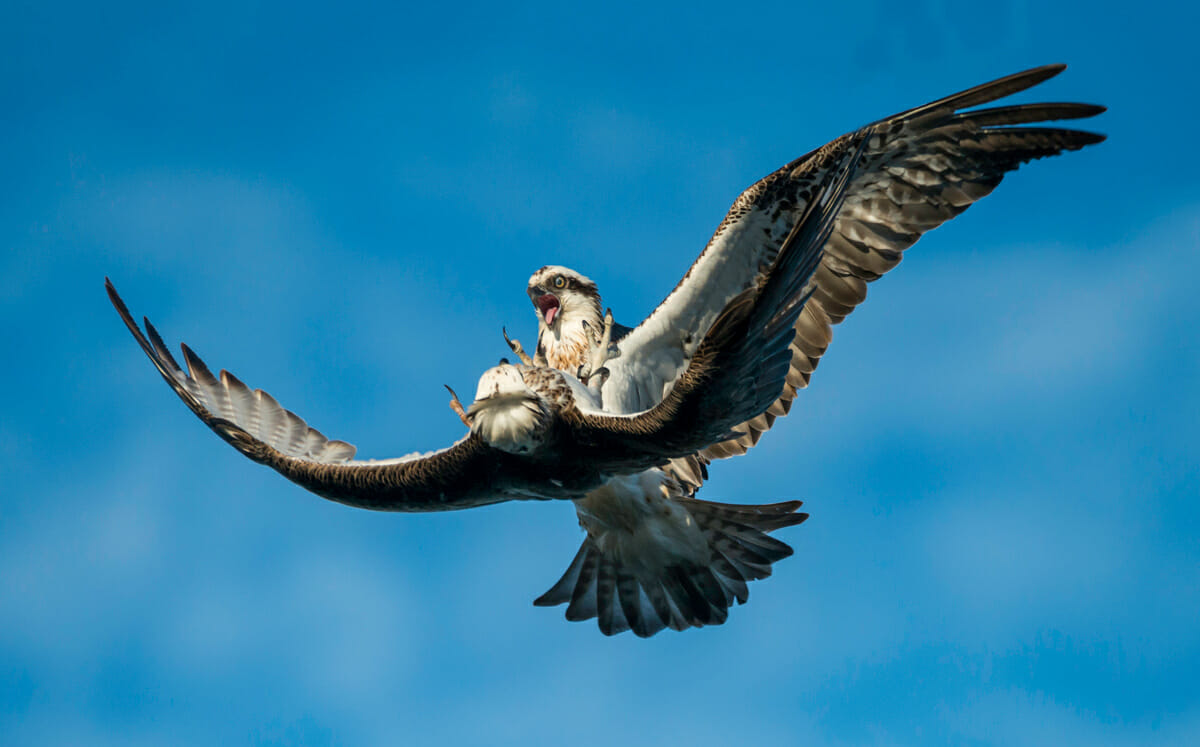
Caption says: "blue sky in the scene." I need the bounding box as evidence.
[3,1,1198,744]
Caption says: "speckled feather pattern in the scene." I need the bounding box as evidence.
[107,65,1105,637]
[686,64,1105,470]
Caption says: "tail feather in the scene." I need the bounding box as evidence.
[715,533,786,569]
[687,498,810,532]
[717,523,795,558]
[616,569,650,637]
[595,558,628,636]
[708,552,750,604]
[663,566,722,627]
[689,566,732,623]
[564,548,600,622]
[643,580,686,633]
[535,497,808,637]
[534,543,587,606]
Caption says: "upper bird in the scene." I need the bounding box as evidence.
[109,64,1103,637]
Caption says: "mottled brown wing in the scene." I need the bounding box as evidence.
[570,134,865,471]
[682,64,1104,479]
[107,280,548,512]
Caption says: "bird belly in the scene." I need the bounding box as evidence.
[573,470,709,575]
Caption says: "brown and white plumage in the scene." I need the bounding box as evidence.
[107,133,859,635]
[533,474,808,637]
[109,64,1103,638]
[689,64,1105,467]
[107,239,837,514]
[523,64,1104,635]
[525,266,613,374]
[604,64,1103,467]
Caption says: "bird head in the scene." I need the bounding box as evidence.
[526,265,601,331]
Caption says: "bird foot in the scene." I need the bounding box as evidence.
[577,308,615,385]
[587,366,610,392]
[445,384,471,427]
[502,327,533,365]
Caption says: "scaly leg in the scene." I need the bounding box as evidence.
[577,308,615,384]
[502,327,533,366]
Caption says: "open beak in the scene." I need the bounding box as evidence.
[532,290,560,326]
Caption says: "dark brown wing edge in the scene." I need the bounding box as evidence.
[105,279,530,512]
[691,63,1105,468]
[570,130,869,468]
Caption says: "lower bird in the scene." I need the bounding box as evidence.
[110,64,1103,637]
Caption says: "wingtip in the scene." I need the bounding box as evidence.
[1026,62,1067,81]
[1071,130,1108,147]
[179,341,207,376]
[104,277,124,308]
[1044,103,1106,119]
[1008,62,1069,92]
[895,62,1080,122]
[104,280,152,346]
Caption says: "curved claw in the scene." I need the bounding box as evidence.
[581,308,616,384]
[445,384,471,427]
[502,326,533,365]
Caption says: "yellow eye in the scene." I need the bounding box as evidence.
[552,276,566,289]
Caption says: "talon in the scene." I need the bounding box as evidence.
[502,326,533,365]
[532,331,548,366]
[445,384,471,427]
[584,308,616,380]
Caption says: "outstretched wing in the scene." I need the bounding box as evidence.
[107,280,548,512]
[602,64,1104,490]
[565,134,866,470]
[697,64,1104,466]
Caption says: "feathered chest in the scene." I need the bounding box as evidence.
[541,321,597,373]
[544,335,591,372]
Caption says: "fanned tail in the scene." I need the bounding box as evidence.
[534,496,808,638]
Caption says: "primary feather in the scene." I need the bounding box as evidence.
[110,64,1104,637]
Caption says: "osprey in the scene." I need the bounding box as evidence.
[109,64,1103,637]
